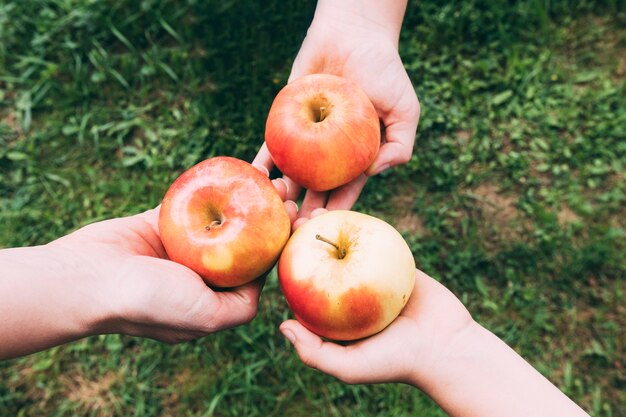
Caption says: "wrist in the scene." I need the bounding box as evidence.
[44,241,117,336]
[408,319,486,390]
[408,320,590,417]
[312,0,407,46]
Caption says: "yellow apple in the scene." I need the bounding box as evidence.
[278,210,415,340]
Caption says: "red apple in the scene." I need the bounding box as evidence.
[265,74,380,192]
[278,210,415,341]
[159,156,291,288]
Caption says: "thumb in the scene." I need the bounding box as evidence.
[280,320,364,384]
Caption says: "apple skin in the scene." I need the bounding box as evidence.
[265,74,380,192]
[278,210,415,341]
[159,156,291,288]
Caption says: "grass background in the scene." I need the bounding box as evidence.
[1,0,625,415]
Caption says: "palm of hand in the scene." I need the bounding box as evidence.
[292,34,416,134]
[54,209,261,343]
[281,270,473,386]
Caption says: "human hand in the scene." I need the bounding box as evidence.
[254,0,420,229]
[278,210,471,386]
[280,210,590,417]
[279,264,473,386]
[277,209,473,386]
[51,174,297,344]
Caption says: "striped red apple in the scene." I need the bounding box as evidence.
[159,156,291,288]
[265,74,380,192]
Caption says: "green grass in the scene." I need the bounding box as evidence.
[1,1,625,416]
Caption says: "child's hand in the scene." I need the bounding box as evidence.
[280,211,590,417]
[279,268,474,386]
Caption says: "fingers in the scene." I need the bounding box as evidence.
[293,191,329,230]
[269,177,298,225]
[298,190,328,219]
[208,276,266,331]
[252,142,275,175]
[254,142,302,209]
[293,208,327,231]
[292,217,308,232]
[284,200,298,226]
[283,176,302,202]
[253,149,298,225]
[366,95,420,176]
[271,178,289,201]
[325,174,368,211]
[292,173,367,230]
[280,320,367,384]
[365,141,410,176]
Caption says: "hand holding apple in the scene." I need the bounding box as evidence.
[159,156,292,288]
[278,210,416,341]
[254,0,420,222]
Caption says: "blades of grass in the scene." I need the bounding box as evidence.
[109,23,136,53]
[158,62,179,82]
[108,67,130,89]
[157,15,183,44]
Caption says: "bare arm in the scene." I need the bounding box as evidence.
[0,175,296,360]
[416,321,588,417]
[281,267,589,417]
[0,244,107,359]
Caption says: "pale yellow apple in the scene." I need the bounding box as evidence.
[278,210,416,340]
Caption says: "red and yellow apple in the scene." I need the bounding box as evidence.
[265,73,380,192]
[278,210,416,341]
[159,156,291,288]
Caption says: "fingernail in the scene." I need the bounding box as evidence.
[276,178,289,194]
[372,164,390,176]
[286,200,299,211]
[256,166,270,177]
[281,328,296,345]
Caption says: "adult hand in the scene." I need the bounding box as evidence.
[53,174,297,343]
[254,0,420,229]
[0,170,296,359]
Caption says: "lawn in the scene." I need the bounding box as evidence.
[1,1,625,416]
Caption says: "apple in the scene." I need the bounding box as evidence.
[278,210,415,341]
[265,73,380,192]
[159,156,291,288]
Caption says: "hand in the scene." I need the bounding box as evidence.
[279,208,471,386]
[254,1,420,229]
[279,266,473,386]
[51,175,297,344]
[280,211,590,417]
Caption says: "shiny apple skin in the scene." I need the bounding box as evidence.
[278,210,415,341]
[265,74,380,192]
[159,156,291,288]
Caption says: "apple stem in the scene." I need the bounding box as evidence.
[315,234,346,259]
[205,220,222,231]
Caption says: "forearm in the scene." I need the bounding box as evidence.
[417,322,589,417]
[0,245,107,360]
[313,0,408,45]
